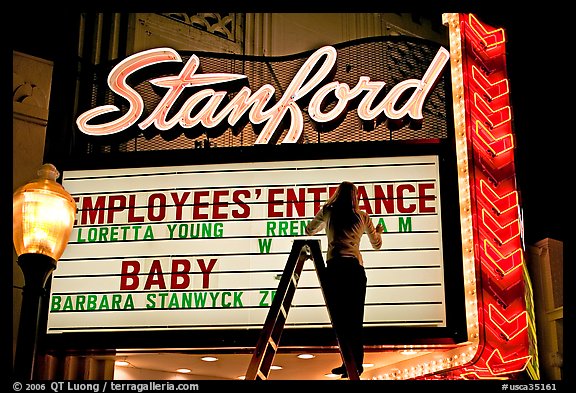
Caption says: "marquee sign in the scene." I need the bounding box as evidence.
[75,45,450,144]
[47,155,449,334]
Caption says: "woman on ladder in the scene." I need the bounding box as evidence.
[305,181,383,378]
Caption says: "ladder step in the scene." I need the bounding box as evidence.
[268,337,278,351]
[291,274,299,286]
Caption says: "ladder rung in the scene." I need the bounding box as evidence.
[291,274,299,286]
[268,337,278,351]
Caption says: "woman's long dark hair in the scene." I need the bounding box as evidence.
[326,181,360,210]
[324,181,361,230]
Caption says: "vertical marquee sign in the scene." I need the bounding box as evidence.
[431,13,534,380]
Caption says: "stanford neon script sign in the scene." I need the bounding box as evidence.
[76,46,450,144]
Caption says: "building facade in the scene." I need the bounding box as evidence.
[12,12,558,381]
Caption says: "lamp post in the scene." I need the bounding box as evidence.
[13,163,76,380]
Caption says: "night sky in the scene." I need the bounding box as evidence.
[476,12,565,245]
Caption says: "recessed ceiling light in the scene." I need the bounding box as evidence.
[237,375,246,380]
[201,356,218,362]
[362,363,374,368]
[324,373,340,378]
[270,365,283,370]
[176,368,191,373]
[400,350,417,355]
[297,353,315,359]
[115,360,130,367]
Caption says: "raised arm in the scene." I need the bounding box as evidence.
[363,213,383,250]
[305,207,326,235]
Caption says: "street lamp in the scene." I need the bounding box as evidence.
[13,163,76,380]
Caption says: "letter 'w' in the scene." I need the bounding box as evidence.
[258,238,272,253]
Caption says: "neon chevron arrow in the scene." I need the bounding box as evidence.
[474,93,512,129]
[475,120,514,156]
[481,239,524,275]
[479,179,518,215]
[488,303,528,341]
[468,14,506,48]
[481,208,520,246]
[486,349,531,375]
[472,65,509,100]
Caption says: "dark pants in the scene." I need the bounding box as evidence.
[323,256,367,371]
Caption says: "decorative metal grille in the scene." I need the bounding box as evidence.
[160,13,237,41]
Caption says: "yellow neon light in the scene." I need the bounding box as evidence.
[474,120,514,156]
[473,93,511,129]
[479,179,518,215]
[481,208,520,246]
[468,14,506,48]
[488,304,528,341]
[482,239,524,276]
[471,65,509,100]
[486,349,531,376]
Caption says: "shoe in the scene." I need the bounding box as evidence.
[331,365,363,378]
[331,365,346,375]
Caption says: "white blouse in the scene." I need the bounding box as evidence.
[305,206,382,265]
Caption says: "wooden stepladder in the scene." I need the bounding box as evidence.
[245,239,361,380]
